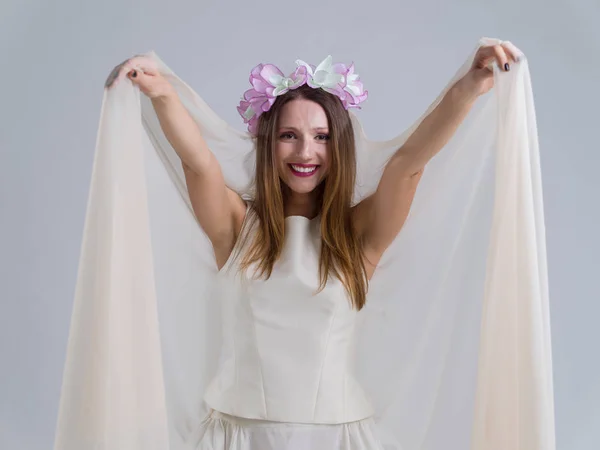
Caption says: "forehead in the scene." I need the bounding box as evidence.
[278,99,329,129]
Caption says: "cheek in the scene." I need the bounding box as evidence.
[319,146,331,169]
[273,143,283,161]
[274,144,289,173]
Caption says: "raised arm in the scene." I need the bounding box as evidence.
[355,43,521,274]
[106,56,246,269]
[151,93,247,269]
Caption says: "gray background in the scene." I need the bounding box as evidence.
[1,0,598,448]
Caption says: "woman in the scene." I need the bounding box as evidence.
[101,43,523,449]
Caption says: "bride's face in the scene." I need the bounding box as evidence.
[274,99,331,195]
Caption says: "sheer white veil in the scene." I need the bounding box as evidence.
[53,37,555,450]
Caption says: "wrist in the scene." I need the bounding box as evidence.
[451,75,480,105]
[151,92,178,108]
[151,81,178,103]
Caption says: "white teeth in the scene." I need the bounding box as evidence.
[291,164,317,173]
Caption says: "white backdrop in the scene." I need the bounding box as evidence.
[0,0,598,449]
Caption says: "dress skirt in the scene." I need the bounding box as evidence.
[189,409,386,450]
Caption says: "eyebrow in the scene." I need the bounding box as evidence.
[278,126,329,132]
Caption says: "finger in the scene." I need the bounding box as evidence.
[127,67,150,84]
[112,61,139,87]
[105,55,158,88]
[105,64,131,88]
[474,45,499,69]
[500,42,518,63]
[118,58,158,85]
[491,44,510,71]
[125,55,159,76]
[105,55,137,88]
[127,67,158,93]
[501,41,525,62]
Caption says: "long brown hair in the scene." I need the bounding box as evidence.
[238,84,368,310]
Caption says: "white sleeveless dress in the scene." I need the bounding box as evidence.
[188,210,385,449]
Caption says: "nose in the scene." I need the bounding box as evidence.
[295,136,313,160]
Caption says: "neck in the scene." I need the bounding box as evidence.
[283,186,321,219]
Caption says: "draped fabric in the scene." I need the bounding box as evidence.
[54,37,556,450]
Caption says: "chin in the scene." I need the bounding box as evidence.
[281,175,321,192]
[285,183,321,195]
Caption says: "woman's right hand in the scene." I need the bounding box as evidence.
[104,55,175,99]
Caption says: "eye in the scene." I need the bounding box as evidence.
[279,132,295,140]
[315,134,330,141]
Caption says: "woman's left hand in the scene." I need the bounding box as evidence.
[458,41,525,99]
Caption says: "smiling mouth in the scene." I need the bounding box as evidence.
[289,164,319,177]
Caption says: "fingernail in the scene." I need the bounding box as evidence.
[504,63,510,71]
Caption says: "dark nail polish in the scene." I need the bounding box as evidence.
[504,63,510,71]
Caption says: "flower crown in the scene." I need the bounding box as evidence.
[236,55,368,135]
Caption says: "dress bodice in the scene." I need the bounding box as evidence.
[203,213,374,424]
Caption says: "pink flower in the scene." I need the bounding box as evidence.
[236,56,368,134]
[341,63,368,109]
